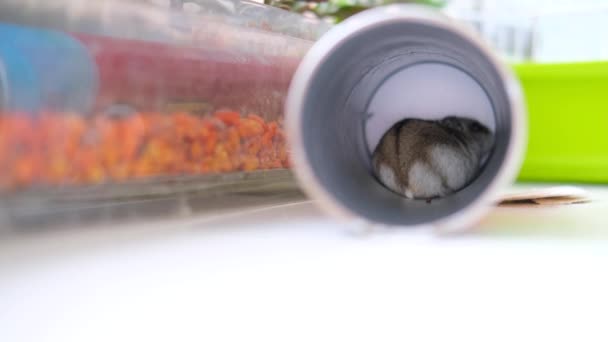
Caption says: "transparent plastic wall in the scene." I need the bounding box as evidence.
[0,0,330,226]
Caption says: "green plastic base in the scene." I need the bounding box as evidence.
[513,61,608,183]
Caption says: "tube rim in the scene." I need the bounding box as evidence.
[286,4,527,232]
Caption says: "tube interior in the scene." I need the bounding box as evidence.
[299,21,512,226]
[365,62,495,154]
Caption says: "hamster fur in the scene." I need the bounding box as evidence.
[372,116,494,199]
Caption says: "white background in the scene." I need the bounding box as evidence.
[2,185,608,342]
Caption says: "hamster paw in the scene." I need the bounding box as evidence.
[408,161,445,199]
[404,188,414,199]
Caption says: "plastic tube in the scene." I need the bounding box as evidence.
[286,5,527,232]
[0,0,315,194]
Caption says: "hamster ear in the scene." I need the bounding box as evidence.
[441,116,464,131]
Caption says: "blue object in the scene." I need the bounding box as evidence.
[0,23,98,115]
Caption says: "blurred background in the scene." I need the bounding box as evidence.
[262,0,608,62]
[1,1,607,341]
[445,0,608,63]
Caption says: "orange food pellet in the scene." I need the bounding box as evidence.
[0,109,291,190]
[247,113,266,128]
[242,156,260,171]
[245,138,262,156]
[238,118,264,138]
[13,157,37,187]
[214,110,240,126]
[46,156,69,183]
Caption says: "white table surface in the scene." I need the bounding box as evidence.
[1,184,608,342]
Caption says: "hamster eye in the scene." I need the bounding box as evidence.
[470,122,484,132]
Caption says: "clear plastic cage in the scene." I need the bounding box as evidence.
[0,0,330,227]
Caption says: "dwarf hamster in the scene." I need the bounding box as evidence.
[372,116,494,199]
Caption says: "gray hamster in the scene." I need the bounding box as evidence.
[372,116,494,199]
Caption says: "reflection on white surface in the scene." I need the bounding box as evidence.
[1,185,608,341]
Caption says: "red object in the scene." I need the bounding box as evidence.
[73,33,300,119]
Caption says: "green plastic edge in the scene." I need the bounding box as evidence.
[512,61,608,183]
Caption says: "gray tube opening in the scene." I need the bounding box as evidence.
[297,20,514,226]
